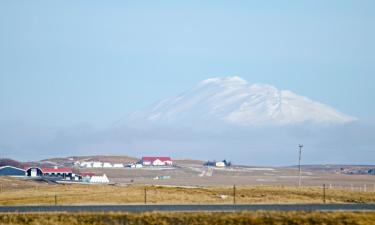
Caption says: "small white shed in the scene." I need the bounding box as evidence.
[90,174,109,183]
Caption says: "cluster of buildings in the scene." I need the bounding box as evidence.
[340,167,375,175]
[76,156,173,168]
[0,156,175,184]
[204,159,232,168]
[76,161,127,168]
[0,165,109,183]
[141,156,173,166]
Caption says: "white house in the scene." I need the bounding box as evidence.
[92,162,103,168]
[102,162,113,168]
[113,163,124,168]
[141,157,173,166]
[80,162,93,168]
[215,161,226,167]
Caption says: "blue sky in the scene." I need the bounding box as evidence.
[1,0,374,128]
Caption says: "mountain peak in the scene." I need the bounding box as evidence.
[198,76,247,87]
[124,76,357,126]
[249,83,279,93]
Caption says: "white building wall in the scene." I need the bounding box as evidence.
[90,174,109,183]
[113,163,124,168]
[143,161,152,166]
[80,162,93,168]
[92,162,103,168]
[152,159,165,166]
[103,162,113,168]
[30,168,38,177]
[164,160,173,165]
[215,161,226,167]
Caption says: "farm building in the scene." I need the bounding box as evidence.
[79,161,93,168]
[78,172,109,183]
[103,162,112,168]
[42,167,73,179]
[0,166,25,176]
[141,157,173,166]
[215,161,226,167]
[78,172,96,182]
[25,166,74,179]
[92,162,103,168]
[113,163,124,168]
[204,160,231,168]
[25,167,43,177]
[90,174,109,183]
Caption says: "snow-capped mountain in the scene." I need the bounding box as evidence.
[124,76,357,126]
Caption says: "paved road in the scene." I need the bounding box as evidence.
[0,204,375,213]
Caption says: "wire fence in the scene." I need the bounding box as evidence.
[0,183,374,206]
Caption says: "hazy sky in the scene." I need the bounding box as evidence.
[1,0,374,128]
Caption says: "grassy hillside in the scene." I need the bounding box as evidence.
[40,155,139,164]
[0,212,374,225]
[0,158,24,168]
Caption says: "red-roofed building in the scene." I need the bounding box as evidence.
[25,166,74,180]
[41,167,72,174]
[42,166,74,180]
[141,156,173,166]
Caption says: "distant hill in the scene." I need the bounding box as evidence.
[0,158,24,168]
[41,155,207,166]
[174,159,205,165]
[40,155,139,164]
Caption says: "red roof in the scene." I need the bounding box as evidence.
[142,156,172,162]
[78,172,96,177]
[41,167,72,173]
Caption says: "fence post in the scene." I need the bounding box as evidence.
[323,184,326,204]
[233,185,236,205]
[54,194,57,205]
[144,187,147,204]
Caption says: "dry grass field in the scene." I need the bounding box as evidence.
[0,211,375,225]
[0,177,374,205]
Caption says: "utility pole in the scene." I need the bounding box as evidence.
[144,187,147,204]
[298,144,303,187]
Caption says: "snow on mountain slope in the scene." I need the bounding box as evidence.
[124,76,357,126]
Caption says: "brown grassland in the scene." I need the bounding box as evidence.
[0,177,374,205]
[0,211,375,225]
